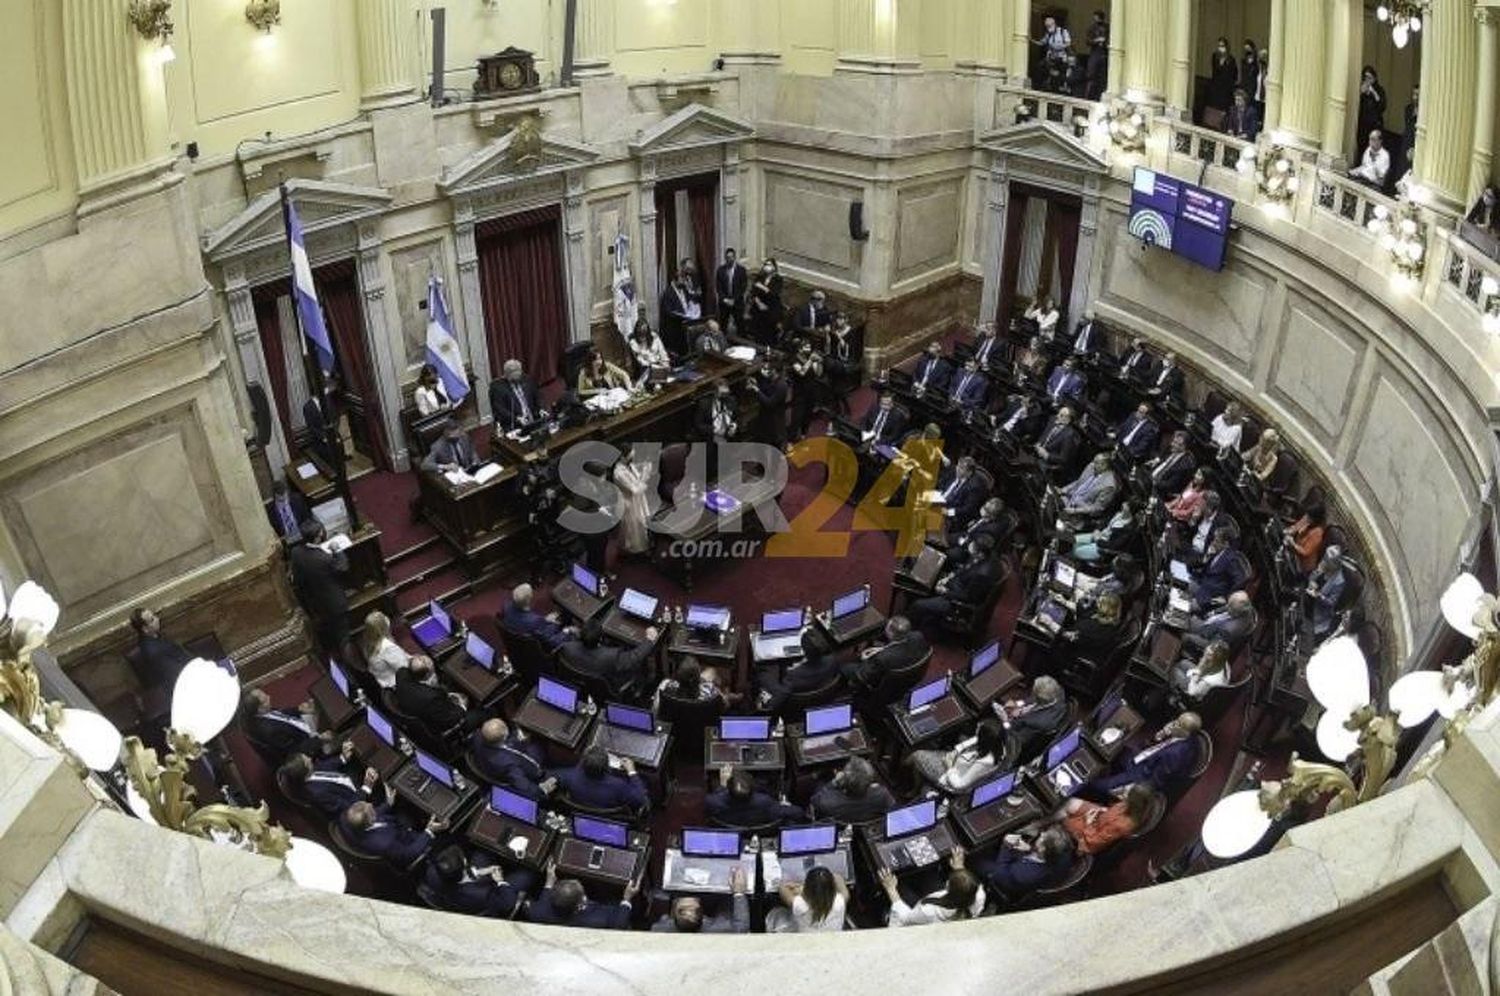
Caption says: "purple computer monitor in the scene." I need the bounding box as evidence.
[685,604,731,631]
[571,562,602,596]
[761,607,805,633]
[804,703,853,736]
[885,798,938,838]
[365,705,396,746]
[329,660,351,698]
[465,632,496,670]
[537,676,579,714]
[605,702,654,733]
[831,587,869,620]
[779,824,838,856]
[414,748,453,788]
[970,771,1018,809]
[618,587,659,621]
[573,815,628,848]
[1045,728,1084,772]
[719,716,771,741]
[681,827,741,857]
[490,786,538,825]
[969,640,1001,678]
[908,674,950,711]
[1092,692,1123,728]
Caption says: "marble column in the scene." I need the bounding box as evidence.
[961,0,1006,74]
[225,273,292,470]
[61,0,174,210]
[356,0,418,111]
[1275,0,1326,146]
[1068,181,1102,326]
[1122,0,1168,103]
[355,228,408,470]
[574,0,616,76]
[1107,0,1126,95]
[1415,0,1479,210]
[977,158,1010,326]
[639,162,662,329]
[1166,0,1193,115]
[838,0,921,74]
[1263,0,1285,133]
[562,171,590,345]
[720,146,743,259]
[452,205,494,422]
[1008,0,1032,84]
[1470,8,1498,203]
[1320,0,1356,165]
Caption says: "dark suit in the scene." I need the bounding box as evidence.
[266,491,311,544]
[947,369,989,410]
[996,399,1045,442]
[1036,421,1082,469]
[500,602,567,651]
[752,374,789,449]
[1046,368,1086,406]
[559,638,654,699]
[288,543,349,653]
[1182,607,1258,655]
[1150,450,1197,496]
[912,355,952,394]
[132,634,192,697]
[860,404,908,447]
[526,891,633,929]
[1090,737,1200,794]
[1226,103,1260,140]
[1149,364,1185,398]
[757,651,843,715]
[659,283,695,356]
[971,334,1004,369]
[1191,548,1251,609]
[1072,321,1108,358]
[470,729,550,797]
[974,846,1074,899]
[715,262,749,330]
[422,859,531,917]
[705,788,804,827]
[303,755,370,817]
[1119,349,1155,385]
[1115,414,1160,460]
[554,764,648,812]
[490,377,542,431]
[841,632,928,687]
[341,804,432,867]
[302,395,339,468]
[244,709,321,764]
[1007,697,1069,764]
[810,782,897,823]
[907,555,1003,629]
[934,469,985,530]
[393,670,469,734]
[791,301,830,335]
[421,434,478,472]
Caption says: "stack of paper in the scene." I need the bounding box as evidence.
[472,462,503,484]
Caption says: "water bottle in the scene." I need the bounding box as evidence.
[397,735,413,756]
[583,695,597,716]
[937,798,950,820]
[453,772,468,792]
[599,575,610,597]
[772,717,785,738]
[673,604,685,626]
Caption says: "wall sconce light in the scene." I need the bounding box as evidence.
[1244,144,1299,207]
[1481,275,1500,335]
[1365,202,1427,280]
[1106,102,1147,153]
[245,0,281,33]
[127,0,173,43]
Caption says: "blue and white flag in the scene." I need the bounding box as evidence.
[281,192,336,374]
[425,275,469,403]
[611,229,637,341]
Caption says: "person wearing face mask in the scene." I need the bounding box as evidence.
[1238,40,1260,97]
[715,248,748,334]
[1356,66,1387,154]
[749,258,784,345]
[1206,37,1237,120]
[659,266,696,357]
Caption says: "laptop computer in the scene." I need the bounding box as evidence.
[412,600,454,649]
[488,786,538,827]
[571,562,603,597]
[366,705,397,747]
[685,603,732,633]
[329,660,352,700]
[573,815,629,849]
[464,632,497,671]
[968,640,1001,679]
[906,675,951,737]
[681,827,742,859]
[597,702,659,759]
[617,587,660,623]
[1091,691,1123,730]
[826,586,872,637]
[536,675,580,716]
[751,606,807,661]
[1043,727,1089,797]
[1052,560,1078,592]
[969,770,1018,810]
[719,716,775,763]
[412,748,454,795]
[780,823,838,857]
[885,798,938,840]
[801,702,854,751]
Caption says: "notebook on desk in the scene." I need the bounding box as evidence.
[719,716,776,762]
[825,586,873,638]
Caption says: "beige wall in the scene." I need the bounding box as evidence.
[0,0,76,240]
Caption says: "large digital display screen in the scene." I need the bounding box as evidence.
[1128,168,1233,271]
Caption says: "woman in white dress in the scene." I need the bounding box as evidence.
[413,364,450,417]
[360,610,410,689]
[612,446,654,556]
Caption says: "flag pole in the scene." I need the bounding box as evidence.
[279,182,361,531]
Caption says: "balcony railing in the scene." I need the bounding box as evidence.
[1312,170,1402,231]
[1163,120,1254,176]
[1440,230,1500,320]
[992,84,1099,133]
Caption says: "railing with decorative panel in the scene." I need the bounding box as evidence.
[1440,231,1500,334]
[992,84,1100,134]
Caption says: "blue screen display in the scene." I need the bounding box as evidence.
[1128,168,1232,271]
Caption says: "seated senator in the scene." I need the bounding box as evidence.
[500,583,570,651]
[755,628,843,715]
[577,350,632,397]
[765,865,848,933]
[527,866,636,929]
[339,799,445,869]
[421,417,478,474]
[1170,639,1231,703]
[554,746,649,815]
[971,826,1077,906]
[239,688,323,765]
[706,768,804,828]
[470,718,553,799]
[393,655,485,735]
[422,844,537,918]
[991,676,1069,766]
[1058,783,1157,855]
[359,610,410,689]
[906,718,1008,794]
[279,747,377,818]
[560,617,659,701]
[1084,712,1204,797]
[650,868,750,933]
[809,756,898,823]
[879,847,985,926]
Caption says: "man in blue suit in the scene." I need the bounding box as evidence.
[970,324,1004,369]
[421,845,538,917]
[934,455,987,531]
[500,583,569,650]
[1190,529,1251,611]
[705,768,805,827]
[527,868,636,929]
[911,342,952,395]
[279,748,377,817]
[553,746,649,814]
[971,827,1076,904]
[1306,546,1348,638]
[1071,311,1109,360]
[421,417,479,473]
[947,358,989,411]
[470,719,554,798]
[1046,356,1087,407]
[1086,712,1204,795]
[1113,403,1161,461]
[340,799,445,869]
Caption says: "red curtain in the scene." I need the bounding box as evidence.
[1051,200,1082,313]
[654,185,678,286]
[316,259,392,471]
[686,179,719,311]
[997,189,1030,324]
[476,206,568,386]
[251,286,295,450]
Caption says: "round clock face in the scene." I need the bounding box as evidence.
[500,62,523,89]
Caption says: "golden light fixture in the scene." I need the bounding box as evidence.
[1375,1,1428,49]
[245,0,282,33]
[1241,144,1299,207]
[126,0,173,44]
[1364,202,1427,280]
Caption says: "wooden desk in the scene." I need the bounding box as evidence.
[285,458,336,504]
[599,606,662,647]
[858,819,959,876]
[347,723,407,781]
[660,847,758,895]
[587,717,673,770]
[816,605,887,648]
[465,808,557,871]
[649,470,783,591]
[340,524,390,624]
[667,624,740,663]
[761,844,856,889]
[551,577,611,622]
[439,649,516,706]
[1086,700,1146,761]
[1131,624,1181,684]
[787,721,871,769]
[889,694,974,749]
[417,468,525,573]
[309,674,360,732]
[554,835,650,891]
[954,657,1024,711]
[512,691,591,750]
[389,759,480,823]
[704,732,785,773]
[1031,742,1108,808]
[953,786,1048,848]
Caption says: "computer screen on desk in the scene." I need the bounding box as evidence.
[429,600,453,634]
[720,716,771,741]
[571,562,602,596]
[329,660,351,698]
[780,824,838,856]
[605,702,654,732]
[831,587,869,620]
[885,798,938,838]
[761,607,805,633]
[969,640,1001,677]
[618,587,659,621]
[1091,692,1122,728]
[804,703,853,736]
[573,815,628,848]
[366,705,396,747]
[970,771,1017,809]
[682,827,741,857]
[465,632,496,670]
[908,674,949,711]
[537,676,579,714]
[491,786,538,825]
[685,603,731,630]
[1045,728,1083,771]
[414,748,453,788]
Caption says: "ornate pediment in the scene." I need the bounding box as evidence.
[202,179,392,264]
[628,103,755,157]
[440,125,600,198]
[978,120,1110,175]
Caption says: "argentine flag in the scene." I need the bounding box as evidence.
[281,191,336,374]
[425,275,469,403]
[611,229,637,341]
